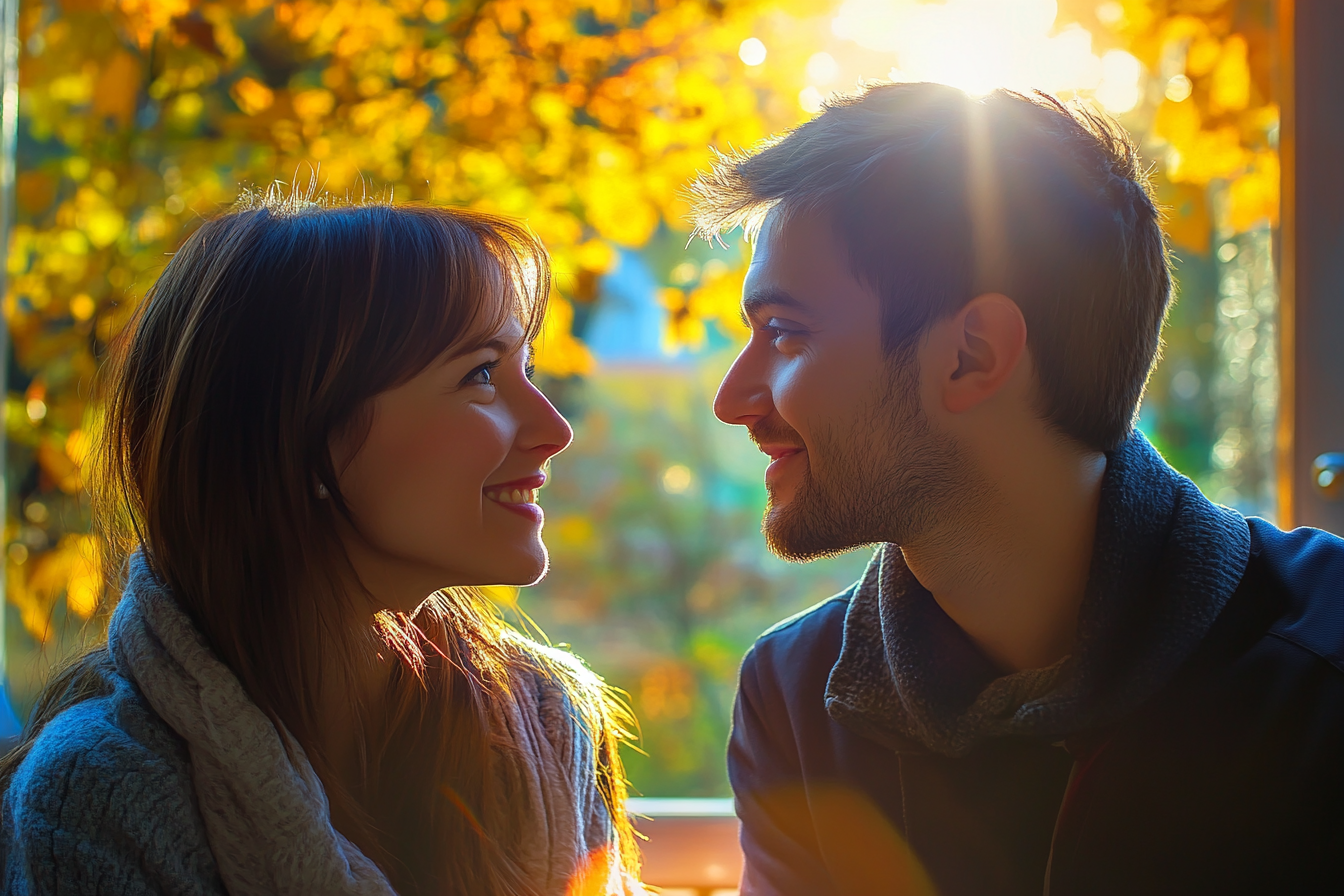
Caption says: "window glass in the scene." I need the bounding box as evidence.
[2,0,1279,800]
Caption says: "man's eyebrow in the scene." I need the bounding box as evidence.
[740,288,809,323]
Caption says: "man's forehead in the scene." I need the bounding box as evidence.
[746,208,849,286]
[751,205,851,262]
[748,207,790,268]
[741,205,881,322]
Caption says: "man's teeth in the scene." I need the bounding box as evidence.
[486,487,537,505]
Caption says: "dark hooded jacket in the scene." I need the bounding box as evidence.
[729,434,1344,896]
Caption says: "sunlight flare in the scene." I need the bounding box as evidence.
[829,0,1143,113]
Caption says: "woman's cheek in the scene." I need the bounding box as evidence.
[366,406,510,522]
[422,414,512,511]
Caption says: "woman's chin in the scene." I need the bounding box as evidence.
[508,564,550,589]
[485,545,550,588]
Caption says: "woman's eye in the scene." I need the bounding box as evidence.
[463,361,499,387]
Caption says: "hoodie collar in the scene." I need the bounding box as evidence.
[824,432,1251,757]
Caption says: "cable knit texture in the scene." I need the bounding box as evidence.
[824,432,1253,757]
[3,556,631,895]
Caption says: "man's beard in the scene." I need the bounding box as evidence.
[755,360,970,562]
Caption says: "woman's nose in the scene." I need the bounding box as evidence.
[520,383,574,460]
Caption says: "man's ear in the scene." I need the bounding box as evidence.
[938,293,1027,415]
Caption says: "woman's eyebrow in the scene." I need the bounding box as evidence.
[445,337,511,362]
[740,288,810,324]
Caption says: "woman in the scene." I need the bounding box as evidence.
[0,191,640,896]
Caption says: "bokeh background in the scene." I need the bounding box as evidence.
[3,0,1281,797]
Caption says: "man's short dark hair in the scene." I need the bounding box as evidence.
[689,82,1171,452]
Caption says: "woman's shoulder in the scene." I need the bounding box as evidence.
[494,633,630,858]
[19,663,188,774]
[501,632,612,720]
[3,657,225,895]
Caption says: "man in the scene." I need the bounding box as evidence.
[691,82,1344,895]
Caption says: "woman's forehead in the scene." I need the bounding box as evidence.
[445,314,528,362]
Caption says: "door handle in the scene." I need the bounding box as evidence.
[1313,453,1344,500]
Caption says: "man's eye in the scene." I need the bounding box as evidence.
[463,361,499,387]
[764,319,803,342]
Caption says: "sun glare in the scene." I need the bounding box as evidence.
[826,0,1143,114]
[739,37,768,67]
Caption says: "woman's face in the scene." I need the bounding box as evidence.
[332,315,573,611]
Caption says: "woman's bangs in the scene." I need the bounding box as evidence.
[472,214,552,349]
[394,208,552,375]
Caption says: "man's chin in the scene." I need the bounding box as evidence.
[762,505,864,563]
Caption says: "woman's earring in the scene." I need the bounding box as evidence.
[316,483,330,499]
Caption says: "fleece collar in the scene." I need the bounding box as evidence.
[824,432,1252,757]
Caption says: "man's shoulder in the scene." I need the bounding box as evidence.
[753,586,854,656]
[1246,517,1344,672]
[742,585,857,703]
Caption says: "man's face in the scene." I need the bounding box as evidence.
[714,208,968,560]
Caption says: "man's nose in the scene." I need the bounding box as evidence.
[714,343,772,427]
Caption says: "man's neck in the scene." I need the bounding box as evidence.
[901,441,1107,673]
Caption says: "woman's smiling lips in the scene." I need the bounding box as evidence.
[484,473,546,522]
[760,444,805,488]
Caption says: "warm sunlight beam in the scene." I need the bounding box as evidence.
[828,0,1142,114]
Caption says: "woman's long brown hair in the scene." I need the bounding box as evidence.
[0,191,637,894]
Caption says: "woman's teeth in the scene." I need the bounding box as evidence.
[486,487,537,505]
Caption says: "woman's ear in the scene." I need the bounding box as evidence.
[938,293,1028,415]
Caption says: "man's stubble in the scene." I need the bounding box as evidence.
[760,358,975,562]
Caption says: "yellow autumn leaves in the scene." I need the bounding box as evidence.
[8,534,101,640]
[5,0,799,642]
[3,0,1283,648]
[1124,4,1279,248]
[660,261,746,354]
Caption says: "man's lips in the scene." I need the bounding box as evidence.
[760,445,806,488]
[758,444,804,462]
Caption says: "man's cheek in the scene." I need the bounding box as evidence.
[781,382,839,443]
[770,373,820,433]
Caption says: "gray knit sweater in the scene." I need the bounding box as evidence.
[1,560,632,896]
[2,667,227,895]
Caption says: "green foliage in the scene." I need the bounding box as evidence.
[526,358,869,795]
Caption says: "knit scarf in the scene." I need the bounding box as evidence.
[107,556,631,895]
[824,433,1252,758]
